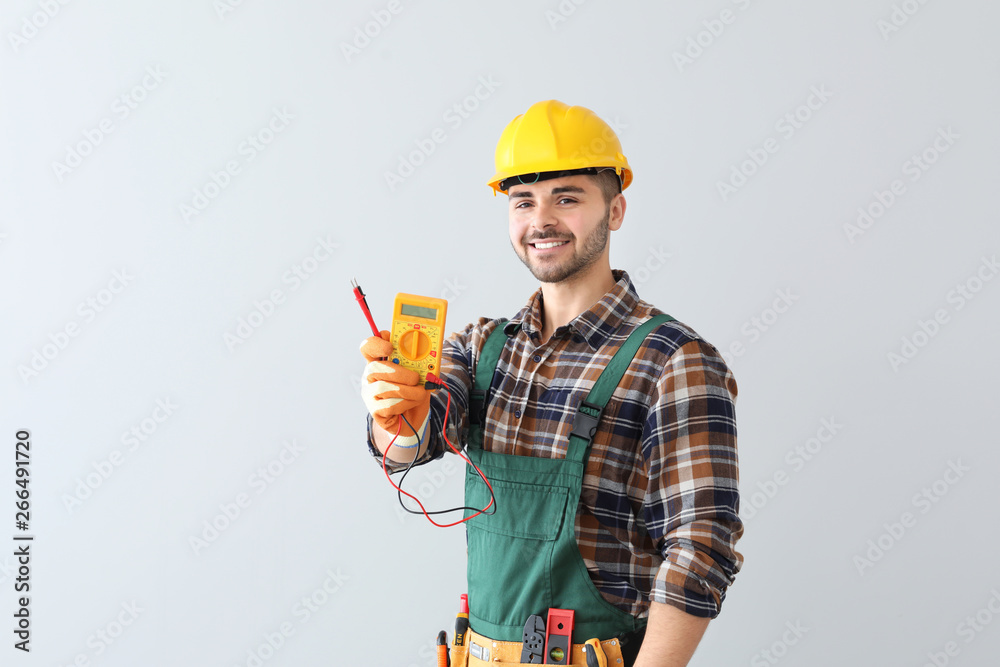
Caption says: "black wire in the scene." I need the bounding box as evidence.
[394,385,496,518]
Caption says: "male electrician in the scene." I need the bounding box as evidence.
[360,100,743,667]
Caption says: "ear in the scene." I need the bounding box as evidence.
[608,194,626,231]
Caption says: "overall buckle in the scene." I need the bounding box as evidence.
[569,400,603,442]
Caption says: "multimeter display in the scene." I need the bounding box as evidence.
[391,293,448,385]
[400,304,438,319]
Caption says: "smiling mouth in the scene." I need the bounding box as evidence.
[529,240,569,249]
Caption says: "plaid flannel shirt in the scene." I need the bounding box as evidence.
[369,270,743,618]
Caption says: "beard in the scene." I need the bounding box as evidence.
[513,208,611,284]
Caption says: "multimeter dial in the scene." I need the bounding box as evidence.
[398,328,431,360]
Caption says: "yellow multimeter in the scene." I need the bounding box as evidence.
[390,294,448,385]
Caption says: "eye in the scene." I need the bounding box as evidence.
[557,197,577,205]
[514,200,534,209]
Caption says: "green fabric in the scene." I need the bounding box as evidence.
[464,314,674,642]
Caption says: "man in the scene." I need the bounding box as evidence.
[361,100,743,666]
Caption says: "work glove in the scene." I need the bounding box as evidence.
[360,330,431,447]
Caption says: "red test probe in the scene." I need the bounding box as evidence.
[351,277,380,336]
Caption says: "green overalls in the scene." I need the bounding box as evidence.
[463,314,674,647]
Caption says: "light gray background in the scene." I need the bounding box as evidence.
[2,1,998,665]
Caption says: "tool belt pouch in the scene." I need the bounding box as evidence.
[464,629,624,666]
[451,642,469,667]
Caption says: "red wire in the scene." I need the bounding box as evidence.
[381,382,495,527]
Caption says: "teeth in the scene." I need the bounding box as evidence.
[534,241,567,249]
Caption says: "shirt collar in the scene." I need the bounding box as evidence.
[506,270,639,350]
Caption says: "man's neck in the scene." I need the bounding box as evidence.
[538,265,616,343]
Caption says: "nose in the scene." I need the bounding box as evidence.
[530,200,558,232]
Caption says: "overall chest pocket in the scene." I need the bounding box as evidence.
[466,473,568,541]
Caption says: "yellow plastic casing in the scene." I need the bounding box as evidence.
[390,293,448,385]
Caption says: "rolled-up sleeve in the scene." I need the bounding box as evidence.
[641,338,743,618]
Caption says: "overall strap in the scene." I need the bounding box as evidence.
[468,319,512,448]
[566,314,675,464]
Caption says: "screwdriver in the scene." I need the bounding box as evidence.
[453,594,469,647]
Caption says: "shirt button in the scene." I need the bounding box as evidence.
[532,354,541,363]
[514,410,521,419]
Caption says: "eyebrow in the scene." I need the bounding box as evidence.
[509,185,587,199]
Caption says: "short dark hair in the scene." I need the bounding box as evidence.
[588,169,623,205]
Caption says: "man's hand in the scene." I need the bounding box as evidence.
[360,330,431,461]
[633,601,710,667]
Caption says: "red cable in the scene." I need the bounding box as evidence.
[381,380,495,527]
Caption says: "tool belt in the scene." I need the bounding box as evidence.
[451,628,625,666]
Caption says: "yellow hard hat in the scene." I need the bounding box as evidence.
[488,100,632,194]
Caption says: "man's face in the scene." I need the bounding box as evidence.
[507,175,619,285]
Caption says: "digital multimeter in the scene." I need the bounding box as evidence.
[390,293,448,385]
